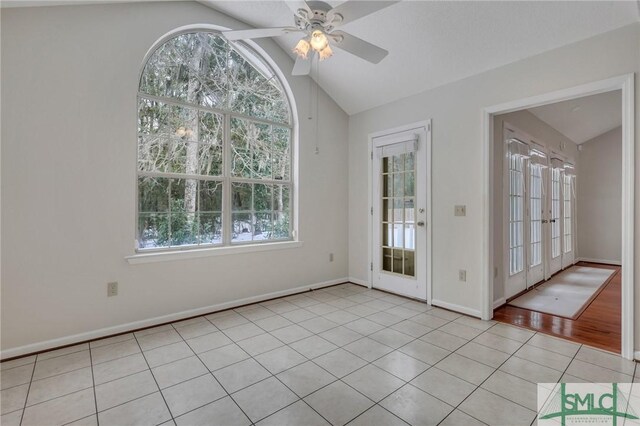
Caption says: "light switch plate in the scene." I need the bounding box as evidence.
[454,205,466,216]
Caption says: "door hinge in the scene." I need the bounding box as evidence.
[370,151,373,160]
[370,206,373,215]
[428,122,431,132]
[370,262,373,271]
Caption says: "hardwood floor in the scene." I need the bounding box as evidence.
[493,262,621,353]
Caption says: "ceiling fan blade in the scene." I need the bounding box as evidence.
[285,0,312,18]
[330,31,388,64]
[327,1,399,27]
[292,55,312,76]
[223,27,299,41]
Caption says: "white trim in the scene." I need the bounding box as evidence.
[493,297,506,309]
[431,299,482,319]
[482,73,635,359]
[126,241,303,264]
[0,276,345,360]
[367,120,433,303]
[348,277,370,287]
[576,257,622,266]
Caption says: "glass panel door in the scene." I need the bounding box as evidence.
[372,125,429,301]
[381,153,415,277]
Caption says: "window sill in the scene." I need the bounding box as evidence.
[125,241,303,265]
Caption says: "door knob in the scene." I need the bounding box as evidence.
[417,221,425,227]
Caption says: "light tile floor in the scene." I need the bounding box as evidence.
[1,283,637,426]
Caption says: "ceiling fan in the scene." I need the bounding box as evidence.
[222,1,398,76]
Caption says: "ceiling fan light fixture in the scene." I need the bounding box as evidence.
[310,29,329,51]
[319,45,333,61]
[293,38,311,59]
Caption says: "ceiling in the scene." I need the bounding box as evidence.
[528,90,622,145]
[202,1,639,115]
[3,0,639,115]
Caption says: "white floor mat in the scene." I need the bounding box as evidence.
[508,266,615,319]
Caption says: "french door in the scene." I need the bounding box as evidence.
[548,162,563,275]
[371,124,429,300]
[504,124,576,299]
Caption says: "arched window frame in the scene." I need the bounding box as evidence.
[133,26,299,257]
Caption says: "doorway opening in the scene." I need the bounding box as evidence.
[482,75,634,359]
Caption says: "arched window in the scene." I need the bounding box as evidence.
[137,31,294,250]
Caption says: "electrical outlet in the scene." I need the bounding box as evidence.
[329,253,334,262]
[458,270,467,282]
[454,205,466,217]
[107,282,118,297]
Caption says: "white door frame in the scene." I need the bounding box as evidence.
[482,74,635,359]
[368,120,432,303]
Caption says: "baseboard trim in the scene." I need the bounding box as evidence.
[577,257,622,266]
[633,351,640,361]
[1,277,348,360]
[493,297,506,309]
[431,299,482,319]
[348,277,370,288]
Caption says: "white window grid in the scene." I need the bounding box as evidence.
[509,153,525,276]
[551,168,562,258]
[529,164,543,267]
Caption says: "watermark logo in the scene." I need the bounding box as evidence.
[538,383,640,425]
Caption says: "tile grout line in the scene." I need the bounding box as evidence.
[87,344,99,426]
[172,321,256,425]
[442,329,539,425]
[131,331,176,423]
[17,353,37,426]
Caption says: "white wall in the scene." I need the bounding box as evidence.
[348,24,639,328]
[577,126,623,264]
[1,2,349,355]
[492,110,579,302]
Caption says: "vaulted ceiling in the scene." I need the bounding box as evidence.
[3,1,639,115]
[528,90,622,145]
[202,1,639,114]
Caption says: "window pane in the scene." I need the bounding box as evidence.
[138,177,169,213]
[199,111,223,144]
[138,213,166,249]
[393,174,404,197]
[272,126,290,181]
[274,185,290,212]
[404,251,415,277]
[197,143,223,176]
[199,180,222,212]
[382,248,392,272]
[404,172,414,196]
[273,211,290,239]
[231,118,252,178]
[232,213,252,242]
[254,184,273,212]
[253,213,272,241]
[169,213,198,246]
[138,136,170,173]
[171,105,198,141]
[252,123,272,179]
[199,213,222,245]
[383,175,392,197]
[232,182,252,211]
[138,98,171,136]
[228,48,289,124]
